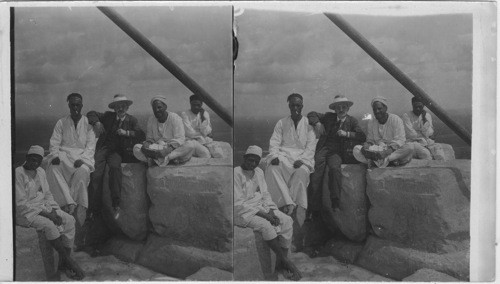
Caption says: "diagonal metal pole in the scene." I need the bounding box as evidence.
[98,6,233,127]
[324,13,471,146]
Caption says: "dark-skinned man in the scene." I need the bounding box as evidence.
[133,95,194,166]
[264,93,317,251]
[353,96,414,168]
[181,94,212,158]
[46,93,96,251]
[307,95,366,213]
[234,145,302,281]
[87,94,145,220]
[17,146,85,280]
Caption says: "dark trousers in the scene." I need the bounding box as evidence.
[308,147,343,211]
[89,147,123,212]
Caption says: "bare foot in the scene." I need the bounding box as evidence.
[282,259,302,281]
[64,258,85,280]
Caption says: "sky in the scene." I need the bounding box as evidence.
[14,5,233,119]
[233,9,472,120]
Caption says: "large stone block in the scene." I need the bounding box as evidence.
[321,237,365,264]
[233,226,277,281]
[136,234,232,279]
[402,268,459,282]
[186,267,233,281]
[366,160,470,253]
[321,164,368,242]
[356,236,469,280]
[102,163,149,241]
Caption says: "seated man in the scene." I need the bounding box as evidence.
[264,93,317,234]
[133,95,194,166]
[16,145,84,280]
[181,94,212,158]
[87,94,145,219]
[307,95,366,212]
[234,145,302,281]
[353,96,414,168]
[45,93,96,250]
[402,96,442,160]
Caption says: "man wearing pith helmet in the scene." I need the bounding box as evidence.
[87,94,145,220]
[307,95,366,214]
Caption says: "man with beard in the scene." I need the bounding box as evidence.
[16,145,84,280]
[307,95,366,212]
[46,93,96,251]
[234,145,302,281]
[264,93,317,249]
[133,95,194,166]
[181,94,212,158]
[353,96,414,167]
[87,94,145,219]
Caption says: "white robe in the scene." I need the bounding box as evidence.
[46,115,96,208]
[264,116,317,209]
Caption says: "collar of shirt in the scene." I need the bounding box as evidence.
[116,114,126,122]
[337,116,347,123]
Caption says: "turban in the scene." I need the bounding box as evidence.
[244,145,262,158]
[150,95,168,107]
[371,96,388,108]
[27,145,44,158]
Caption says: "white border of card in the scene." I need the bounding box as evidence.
[0,1,496,282]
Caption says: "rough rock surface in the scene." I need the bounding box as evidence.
[430,143,455,161]
[102,163,149,241]
[136,233,232,279]
[321,164,368,242]
[356,236,469,281]
[186,267,233,281]
[321,237,365,264]
[280,252,392,281]
[402,268,460,282]
[233,226,277,281]
[147,143,232,252]
[100,236,145,263]
[366,160,470,253]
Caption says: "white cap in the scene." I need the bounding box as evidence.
[244,145,262,158]
[27,145,44,157]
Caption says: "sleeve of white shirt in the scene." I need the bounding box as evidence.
[389,115,406,148]
[48,119,63,159]
[81,120,97,170]
[233,168,259,226]
[200,111,212,137]
[15,169,42,223]
[181,111,198,139]
[402,113,418,140]
[422,113,434,138]
[146,116,155,143]
[169,114,186,148]
[267,119,283,162]
[366,119,376,144]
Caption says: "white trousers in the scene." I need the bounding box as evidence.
[246,210,293,248]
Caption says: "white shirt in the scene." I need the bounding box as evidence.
[402,111,434,145]
[366,113,406,149]
[181,109,212,144]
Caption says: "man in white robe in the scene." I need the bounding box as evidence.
[402,96,443,160]
[353,96,414,167]
[181,94,212,158]
[45,93,96,251]
[264,93,317,250]
[16,145,84,280]
[234,145,301,280]
[133,95,194,166]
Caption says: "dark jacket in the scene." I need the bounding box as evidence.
[87,111,145,162]
[308,112,366,164]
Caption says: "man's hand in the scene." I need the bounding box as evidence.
[271,158,280,165]
[421,110,427,124]
[199,109,206,122]
[51,157,60,165]
[268,210,280,226]
[93,121,105,137]
[337,130,348,137]
[143,141,152,149]
[377,148,393,160]
[48,210,63,226]
[159,145,173,157]
[293,160,304,169]
[74,159,84,168]
[67,204,76,215]
[116,129,127,136]
[307,112,319,125]
[362,142,371,151]
[282,204,295,216]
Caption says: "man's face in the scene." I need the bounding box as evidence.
[152,101,167,119]
[333,103,350,119]
[412,101,425,116]
[68,97,83,117]
[113,102,129,117]
[24,154,42,171]
[288,97,303,118]
[241,154,261,171]
[190,100,203,114]
[372,102,387,121]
